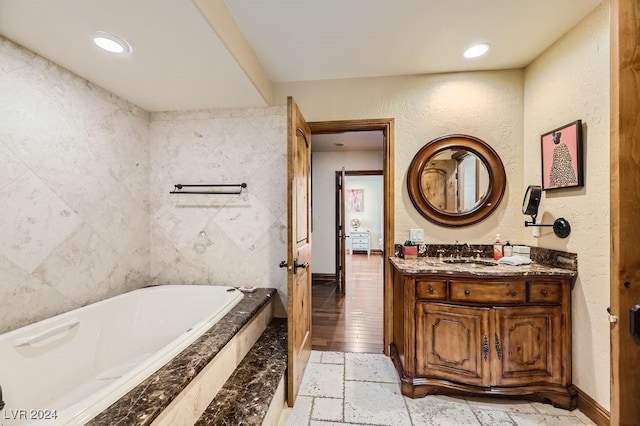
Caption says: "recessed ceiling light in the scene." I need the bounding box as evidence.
[464,43,490,59]
[93,32,132,55]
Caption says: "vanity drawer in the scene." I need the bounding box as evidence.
[416,279,447,300]
[450,281,526,304]
[352,238,368,244]
[352,243,368,249]
[528,281,563,303]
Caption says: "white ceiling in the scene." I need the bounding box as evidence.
[313,131,384,152]
[0,0,602,112]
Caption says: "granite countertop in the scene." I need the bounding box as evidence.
[390,256,577,278]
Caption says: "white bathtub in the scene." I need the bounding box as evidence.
[0,285,243,425]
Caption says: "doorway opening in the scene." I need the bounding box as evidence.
[308,119,394,354]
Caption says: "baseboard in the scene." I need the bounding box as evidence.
[312,273,336,282]
[575,386,610,426]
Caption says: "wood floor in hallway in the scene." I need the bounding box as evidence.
[311,253,384,353]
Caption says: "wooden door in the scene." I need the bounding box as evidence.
[420,168,447,210]
[610,1,640,423]
[286,96,312,406]
[335,168,347,295]
[416,303,491,386]
[492,307,562,387]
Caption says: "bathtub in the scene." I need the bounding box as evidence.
[0,285,243,425]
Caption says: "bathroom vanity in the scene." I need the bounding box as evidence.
[390,257,578,410]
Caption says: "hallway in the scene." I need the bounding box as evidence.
[312,253,384,353]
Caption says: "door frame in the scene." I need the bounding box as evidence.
[610,0,640,424]
[309,119,395,355]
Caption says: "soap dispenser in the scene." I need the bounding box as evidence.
[493,234,503,260]
[503,241,513,257]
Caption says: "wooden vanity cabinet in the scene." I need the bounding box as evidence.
[391,270,577,410]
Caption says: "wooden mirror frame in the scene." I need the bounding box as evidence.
[407,134,506,227]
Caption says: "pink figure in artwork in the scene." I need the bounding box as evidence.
[549,131,577,187]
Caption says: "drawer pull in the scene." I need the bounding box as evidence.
[428,286,435,294]
[482,335,489,361]
[541,290,548,296]
[511,291,517,297]
[464,290,471,296]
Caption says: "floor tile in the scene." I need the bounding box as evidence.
[312,397,343,422]
[320,351,345,364]
[472,408,517,425]
[344,380,412,425]
[299,362,344,398]
[571,409,596,425]
[280,352,596,426]
[508,412,585,425]
[309,350,322,363]
[345,352,399,383]
[406,395,481,426]
[531,402,579,417]
[465,396,539,414]
[282,395,312,426]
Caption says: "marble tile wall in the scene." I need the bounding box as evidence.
[149,107,288,309]
[0,37,150,333]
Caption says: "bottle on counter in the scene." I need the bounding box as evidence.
[493,234,503,260]
[503,241,513,257]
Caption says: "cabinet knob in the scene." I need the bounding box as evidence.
[541,290,548,296]
[511,291,517,297]
[428,286,434,294]
[464,290,471,296]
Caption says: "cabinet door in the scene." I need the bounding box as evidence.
[416,303,491,386]
[493,306,562,386]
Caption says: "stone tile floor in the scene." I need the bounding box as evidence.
[278,351,595,426]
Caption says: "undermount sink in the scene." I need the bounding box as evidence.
[442,258,498,267]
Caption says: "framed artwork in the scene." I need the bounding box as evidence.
[540,120,584,190]
[347,188,364,212]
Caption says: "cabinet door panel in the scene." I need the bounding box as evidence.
[416,303,490,386]
[493,306,562,386]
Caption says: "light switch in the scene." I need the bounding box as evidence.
[410,228,424,242]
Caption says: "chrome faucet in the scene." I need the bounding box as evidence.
[454,241,470,258]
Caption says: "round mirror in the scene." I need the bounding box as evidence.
[407,134,506,227]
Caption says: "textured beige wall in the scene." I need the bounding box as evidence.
[524,2,610,409]
[275,70,525,246]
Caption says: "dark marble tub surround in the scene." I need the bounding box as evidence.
[390,256,577,278]
[88,288,277,426]
[196,318,287,426]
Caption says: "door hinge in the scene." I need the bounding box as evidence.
[561,314,565,326]
[561,366,565,377]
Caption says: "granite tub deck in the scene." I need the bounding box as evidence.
[88,288,277,426]
[196,318,288,426]
[389,257,577,278]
